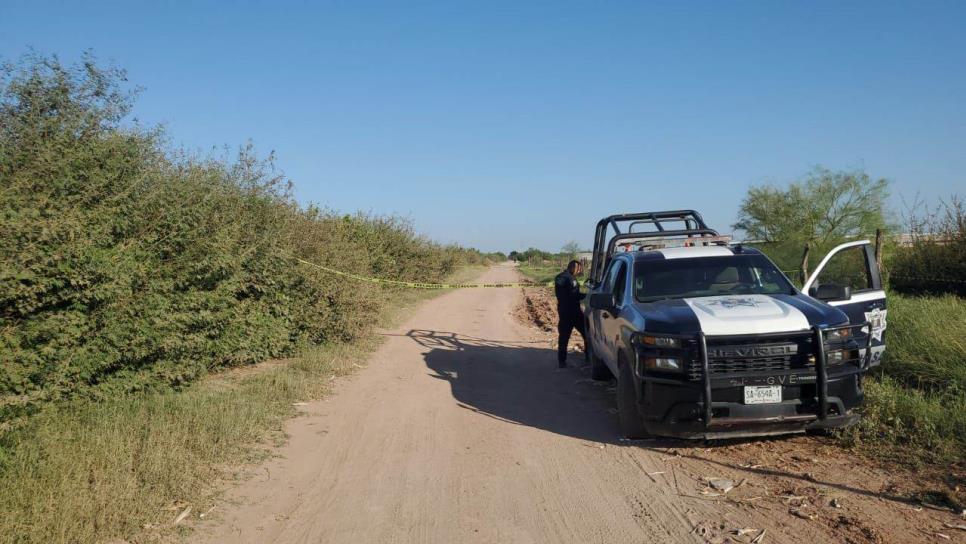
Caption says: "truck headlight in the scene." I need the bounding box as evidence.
[825,328,852,343]
[643,356,683,372]
[641,335,681,348]
[825,349,858,365]
[826,350,845,364]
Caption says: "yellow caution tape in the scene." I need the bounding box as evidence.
[295,258,552,289]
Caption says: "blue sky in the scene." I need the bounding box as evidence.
[2,1,964,252]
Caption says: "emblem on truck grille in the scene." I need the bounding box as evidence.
[707,344,798,358]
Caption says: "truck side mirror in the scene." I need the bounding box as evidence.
[589,293,616,310]
[810,283,851,302]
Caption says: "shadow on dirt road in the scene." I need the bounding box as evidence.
[401,329,924,510]
[394,328,619,444]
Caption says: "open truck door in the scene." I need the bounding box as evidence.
[804,240,887,367]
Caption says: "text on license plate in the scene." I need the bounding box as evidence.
[744,385,782,405]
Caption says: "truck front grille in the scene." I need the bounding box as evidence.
[688,333,814,381]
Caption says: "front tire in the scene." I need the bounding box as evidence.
[617,353,649,439]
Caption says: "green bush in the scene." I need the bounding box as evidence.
[0,53,473,425]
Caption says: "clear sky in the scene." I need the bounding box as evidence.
[2,1,964,252]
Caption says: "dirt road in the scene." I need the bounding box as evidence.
[198,263,962,543]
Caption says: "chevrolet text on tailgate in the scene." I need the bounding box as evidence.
[583,210,887,439]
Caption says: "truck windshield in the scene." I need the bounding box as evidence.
[634,254,795,303]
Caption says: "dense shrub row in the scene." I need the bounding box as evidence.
[0,54,490,424]
[888,199,965,296]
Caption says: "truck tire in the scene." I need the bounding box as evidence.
[588,341,613,381]
[617,354,650,439]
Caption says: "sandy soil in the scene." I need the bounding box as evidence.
[196,263,964,543]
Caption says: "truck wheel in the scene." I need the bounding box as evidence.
[617,354,650,439]
[589,342,613,381]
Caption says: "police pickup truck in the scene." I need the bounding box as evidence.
[583,211,887,439]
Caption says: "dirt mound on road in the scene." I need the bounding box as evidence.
[514,287,556,332]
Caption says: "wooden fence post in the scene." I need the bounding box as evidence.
[874,228,884,273]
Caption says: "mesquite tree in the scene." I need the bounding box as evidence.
[732,168,890,281]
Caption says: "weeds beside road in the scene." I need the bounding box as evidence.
[516,264,559,286]
[845,293,966,468]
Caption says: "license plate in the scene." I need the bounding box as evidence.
[744,385,782,405]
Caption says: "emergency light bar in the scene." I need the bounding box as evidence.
[633,234,733,251]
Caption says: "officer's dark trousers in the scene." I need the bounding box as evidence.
[557,308,586,366]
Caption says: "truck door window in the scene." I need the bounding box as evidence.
[613,262,628,305]
[606,261,624,295]
[601,261,617,292]
[814,245,873,292]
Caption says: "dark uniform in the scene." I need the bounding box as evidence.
[554,269,586,368]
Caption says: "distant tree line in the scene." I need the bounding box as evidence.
[508,242,584,267]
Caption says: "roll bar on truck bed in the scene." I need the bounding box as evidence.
[588,210,719,285]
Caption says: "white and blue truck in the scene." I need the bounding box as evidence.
[583,211,887,439]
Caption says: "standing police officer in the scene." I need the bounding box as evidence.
[554,260,586,368]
